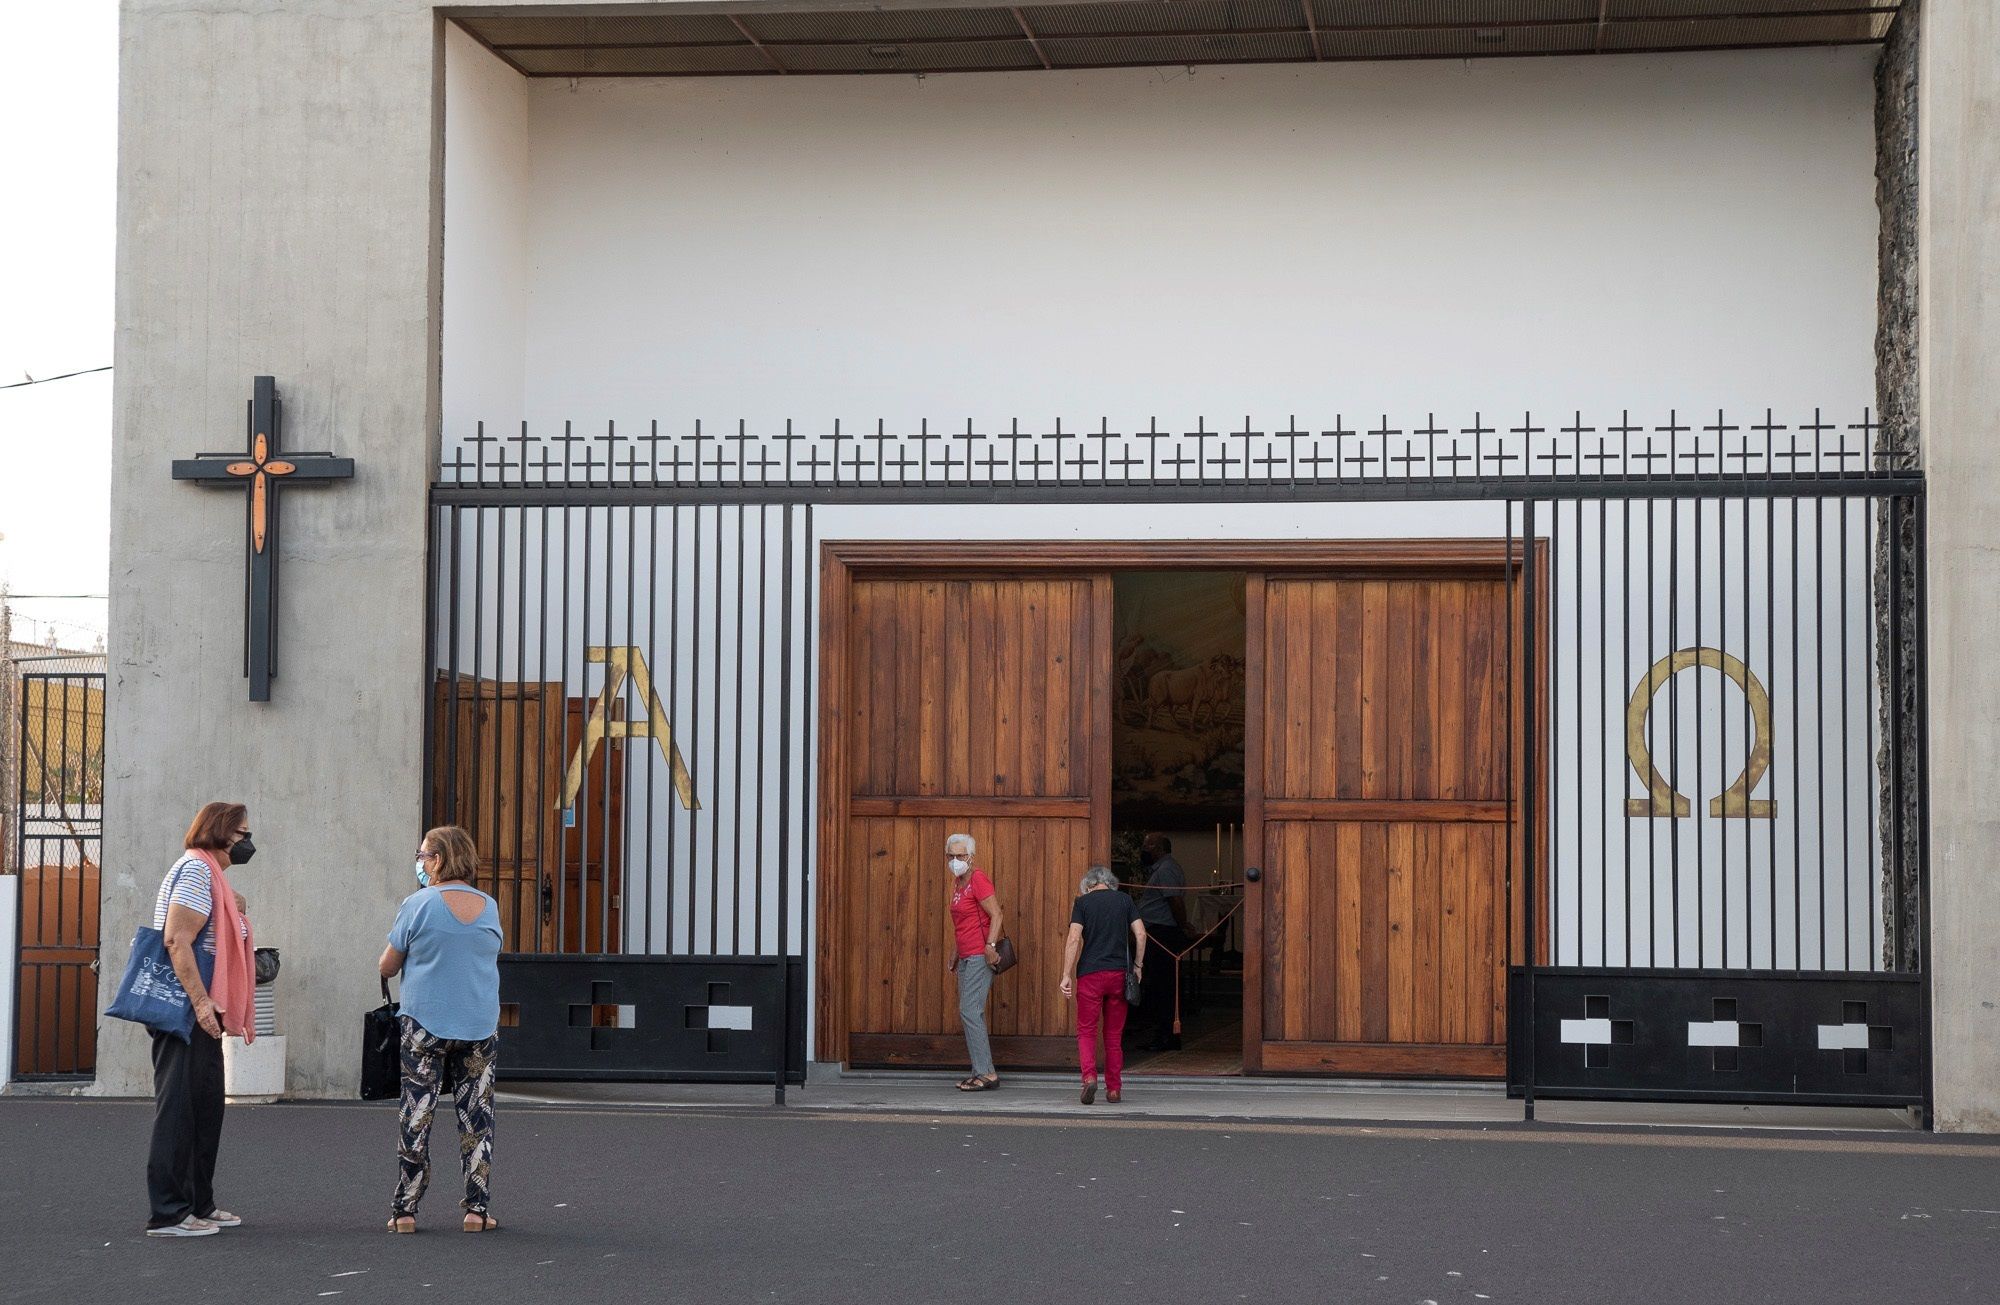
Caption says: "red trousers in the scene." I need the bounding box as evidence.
[1074,970,1129,1091]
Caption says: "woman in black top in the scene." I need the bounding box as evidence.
[1060,865,1148,1104]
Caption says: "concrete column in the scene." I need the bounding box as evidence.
[102,1,443,1096]
[1919,0,2000,1131]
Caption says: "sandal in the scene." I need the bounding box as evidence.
[463,1213,499,1233]
[956,1075,1000,1092]
[386,1216,417,1234]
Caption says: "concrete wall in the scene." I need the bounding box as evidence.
[103,0,445,1096]
[1918,0,2000,1132]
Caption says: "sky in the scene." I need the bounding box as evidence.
[0,3,116,652]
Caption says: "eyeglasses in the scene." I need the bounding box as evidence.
[415,849,439,860]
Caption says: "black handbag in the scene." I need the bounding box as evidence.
[360,976,402,1101]
[1125,937,1144,1005]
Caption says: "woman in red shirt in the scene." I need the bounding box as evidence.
[945,832,1005,1091]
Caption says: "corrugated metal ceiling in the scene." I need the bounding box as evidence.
[455,1,1899,78]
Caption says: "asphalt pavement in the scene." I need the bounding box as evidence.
[2,1096,1996,1304]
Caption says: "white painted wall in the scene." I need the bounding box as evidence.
[443,26,529,444]
[446,47,1879,431]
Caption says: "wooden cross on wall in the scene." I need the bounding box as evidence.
[171,377,355,701]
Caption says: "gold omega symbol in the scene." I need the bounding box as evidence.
[1625,647,1776,819]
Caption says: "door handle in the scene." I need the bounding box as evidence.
[1243,865,1261,883]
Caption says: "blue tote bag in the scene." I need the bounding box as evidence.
[104,873,216,1042]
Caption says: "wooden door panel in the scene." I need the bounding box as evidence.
[837,573,1111,1068]
[431,678,622,955]
[1251,571,1520,1078]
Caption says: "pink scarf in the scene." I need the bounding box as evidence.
[196,849,257,1044]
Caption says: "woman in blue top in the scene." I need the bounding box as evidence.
[378,824,503,1233]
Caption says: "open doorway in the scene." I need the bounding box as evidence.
[1111,571,1247,1075]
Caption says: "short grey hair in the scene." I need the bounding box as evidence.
[1080,864,1118,892]
[945,832,976,855]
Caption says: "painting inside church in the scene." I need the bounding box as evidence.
[1111,571,1247,830]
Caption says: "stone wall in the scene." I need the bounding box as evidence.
[1873,0,1920,971]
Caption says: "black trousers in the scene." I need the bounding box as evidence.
[147,1028,226,1228]
[1138,924,1188,1043]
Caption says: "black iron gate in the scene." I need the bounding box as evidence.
[1503,425,1928,1120]
[425,408,1927,1115]
[11,662,105,1081]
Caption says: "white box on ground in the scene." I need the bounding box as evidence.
[224,1033,286,1103]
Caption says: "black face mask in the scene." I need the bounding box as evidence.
[229,837,257,866]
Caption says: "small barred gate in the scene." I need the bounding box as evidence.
[11,662,106,1081]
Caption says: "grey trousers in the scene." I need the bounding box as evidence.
[956,954,996,1078]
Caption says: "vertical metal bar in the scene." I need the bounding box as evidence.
[472,503,488,892]
[1717,491,1731,969]
[643,504,659,956]
[1598,496,1608,965]
[1911,494,1933,1128]
[710,503,724,953]
[1573,496,1584,967]
[775,503,795,1104]
[1520,499,1538,1122]
[622,494,639,954]
[1667,499,1680,964]
[754,503,770,955]
[800,502,817,1012]
[1865,495,1880,968]
[688,504,703,955]
[733,505,748,954]
[1839,494,1853,969]
[1743,484,1755,965]
[492,504,509,917]
[1549,498,1562,965]
[1814,488,1828,969]
[1645,494,1656,962]
[1621,492,1632,966]
[1694,494,1705,967]
[534,499,552,954]
[601,496,619,954]
[11,679,24,1079]
[1800,488,1816,968]
[556,483,573,953]
[1767,493,1779,968]
[445,506,464,828]
[666,504,682,954]
[578,498,595,955]
[1885,494,1906,975]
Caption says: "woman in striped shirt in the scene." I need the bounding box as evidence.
[144,802,255,1238]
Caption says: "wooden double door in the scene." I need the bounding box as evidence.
[1246,569,1525,1077]
[818,543,1529,1078]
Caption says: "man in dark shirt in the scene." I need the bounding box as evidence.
[1134,833,1188,1051]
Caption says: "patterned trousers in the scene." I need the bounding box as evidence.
[392,1014,498,1218]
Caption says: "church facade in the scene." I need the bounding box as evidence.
[92,0,2000,1129]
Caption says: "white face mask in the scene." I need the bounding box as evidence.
[948,857,969,875]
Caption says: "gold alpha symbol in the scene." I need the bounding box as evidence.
[560,646,698,812]
[1625,647,1775,819]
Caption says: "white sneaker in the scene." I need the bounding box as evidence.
[146,1216,219,1238]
